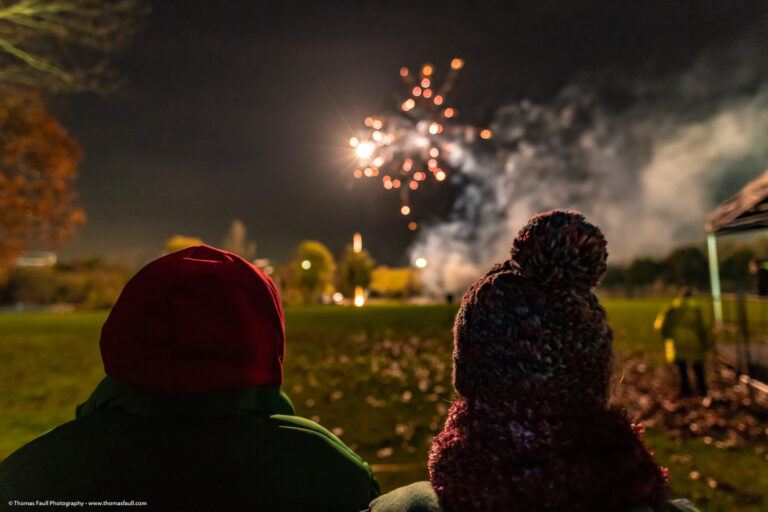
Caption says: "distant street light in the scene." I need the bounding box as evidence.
[415,257,428,268]
[301,259,312,270]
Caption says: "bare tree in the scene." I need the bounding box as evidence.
[222,219,257,262]
[0,0,148,92]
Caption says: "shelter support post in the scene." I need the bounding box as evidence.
[707,233,723,326]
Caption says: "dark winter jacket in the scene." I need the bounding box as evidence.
[367,481,699,512]
[0,377,379,511]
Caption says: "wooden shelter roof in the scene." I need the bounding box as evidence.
[707,168,768,234]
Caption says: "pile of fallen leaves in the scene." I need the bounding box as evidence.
[612,354,768,459]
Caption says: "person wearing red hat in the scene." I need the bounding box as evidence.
[367,211,698,512]
[0,245,379,511]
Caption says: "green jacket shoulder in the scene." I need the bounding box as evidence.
[368,481,699,512]
[0,378,379,512]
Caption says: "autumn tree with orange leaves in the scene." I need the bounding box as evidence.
[0,92,84,280]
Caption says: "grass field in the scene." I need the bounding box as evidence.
[1,299,767,511]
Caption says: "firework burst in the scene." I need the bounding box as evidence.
[350,59,491,228]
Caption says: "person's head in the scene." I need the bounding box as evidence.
[429,210,669,512]
[679,286,695,298]
[100,245,285,395]
[451,209,612,411]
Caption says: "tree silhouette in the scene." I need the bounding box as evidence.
[0,0,148,92]
[222,219,257,262]
[291,241,336,303]
[337,244,375,297]
[165,235,204,254]
[0,91,84,281]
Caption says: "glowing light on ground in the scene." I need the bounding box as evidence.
[301,260,311,270]
[401,205,411,215]
[354,286,365,307]
[480,129,493,139]
[415,257,428,268]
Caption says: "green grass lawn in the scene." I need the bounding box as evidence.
[1,300,766,511]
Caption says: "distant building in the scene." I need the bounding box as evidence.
[15,251,57,268]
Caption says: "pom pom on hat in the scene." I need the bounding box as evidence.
[451,209,613,404]
[510,210,607,290]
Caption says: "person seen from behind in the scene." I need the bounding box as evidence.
[654,287,711,397]
[0,245,379,511]
[367,210,698,512]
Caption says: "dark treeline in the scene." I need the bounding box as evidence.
[600,243,759,296]
[0,258,134,309]
[2,239,764,307]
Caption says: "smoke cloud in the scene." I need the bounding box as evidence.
[412,35,768,297]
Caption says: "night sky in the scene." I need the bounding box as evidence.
[53,1,767,266]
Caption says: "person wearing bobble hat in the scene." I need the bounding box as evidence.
[367,211,697,512]
[0,246,379,511]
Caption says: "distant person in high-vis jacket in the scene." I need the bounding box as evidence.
[0,246,379,511]
[654,287,711,397]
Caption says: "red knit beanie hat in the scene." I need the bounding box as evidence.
[100,245,285,395]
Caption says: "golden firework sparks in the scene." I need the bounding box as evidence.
[349,59,491,223]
